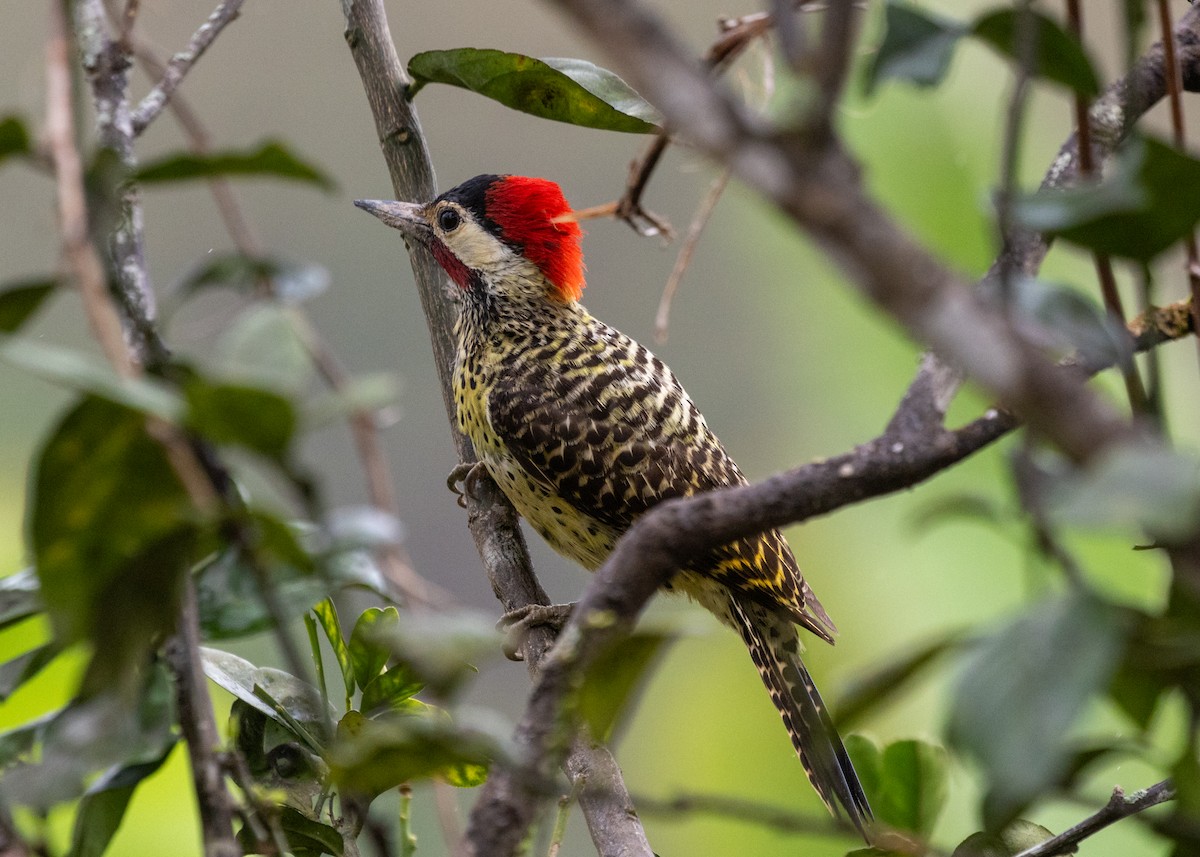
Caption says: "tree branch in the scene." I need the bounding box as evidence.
[1014,780,1175,857]
[337,2,652,854]
[129,0,246,136]
[459,3,1200,852]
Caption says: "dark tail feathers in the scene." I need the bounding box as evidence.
[729,597,873,841]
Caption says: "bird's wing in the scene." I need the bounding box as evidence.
[485,322,836,641]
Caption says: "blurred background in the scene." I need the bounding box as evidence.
[1,1,1196,855]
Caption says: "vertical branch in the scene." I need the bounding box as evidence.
[337,2,653,855]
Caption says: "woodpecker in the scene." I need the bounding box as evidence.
[356,175,872,837]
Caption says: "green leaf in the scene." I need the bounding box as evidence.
[328,708,501,798]
[1015,136,1200,262]
[31,397,196,687]
[837,631,965,729]
[68,744,175,857]
[0,568,42,631]
[196,547,323,640]
[408,49,659,133]
[367,610,500,698]
[579,631,669,742]
[865,2,965,94]
[200,648,331,746]
[442,761,488,788]
[0,116,32,165]
[313,599,356,703]
[0,278,56,333]
[213,303,313,394]
[843,737,947,837]
[304,374,401,428]
[951,821,1055,857]
[349,607,401,691]
[1045,443,1200,542]
[0,643,60,702]
[278,806,345,857]
[360,663,424,716]
[0,713,55,769]
[1007,277,1125,366]
[184,378,297,460]
[971,9,1099,96]
[174,253,329,305]
[948,591,1128,827]
[135,140,334,190]
[0,337,183,420]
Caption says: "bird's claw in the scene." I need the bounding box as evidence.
[497,602,576,661]
[446,462,486,509]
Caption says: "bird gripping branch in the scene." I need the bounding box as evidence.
[356,174,872,839]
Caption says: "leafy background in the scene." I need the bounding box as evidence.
[0,1,1195,855]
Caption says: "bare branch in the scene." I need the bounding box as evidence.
[130,0,246,135]
[655,167,730,342]
[1013,780,1175,857]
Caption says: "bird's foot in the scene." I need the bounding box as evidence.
[498,602,576,661]
[446,462,486,509]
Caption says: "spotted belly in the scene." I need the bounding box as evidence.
[479,448,618,570]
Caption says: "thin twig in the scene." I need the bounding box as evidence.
[45,4,132,378]
[1065,0,1147,412]
[1154,0,1200,366]
[1013,780,1175,857]
[654,167,730,342]
[130,0,246,135]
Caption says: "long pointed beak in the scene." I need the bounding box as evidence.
[353,199,431,239]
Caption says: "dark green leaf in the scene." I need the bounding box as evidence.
[0,116,32,165]
[279,806,345,857]
[0,279,56,333]
[173,253,329,305]
[31,397,197,688]
[951,821,1055,857]
[1015,137,1200,262]
[948,591,1128,827]
[196,549,323,640]
[0,643,59,702]
[360,663,424,716]
[349,607,401,691]
[971,9,1099,96]
[328,708,501,798]
[0,568,42,631]
[865,2,966,94]
[313,598,356,703]
[1045,443,1200,541]
[579,632,669,742]
[0,337,182,419]
[1007,277,1126,366]
[135,140,334,190]
[185,378,296,460]
[0,713,55,768]
[68,744,175,857]
[838,632,964,729]
[408,49,659,133]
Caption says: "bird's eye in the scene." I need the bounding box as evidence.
[437,208,462,232]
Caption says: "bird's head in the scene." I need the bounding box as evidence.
[356,174,586,303]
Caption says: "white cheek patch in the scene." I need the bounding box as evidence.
[445,219,542,283]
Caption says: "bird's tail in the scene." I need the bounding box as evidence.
[728,596,873,840]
